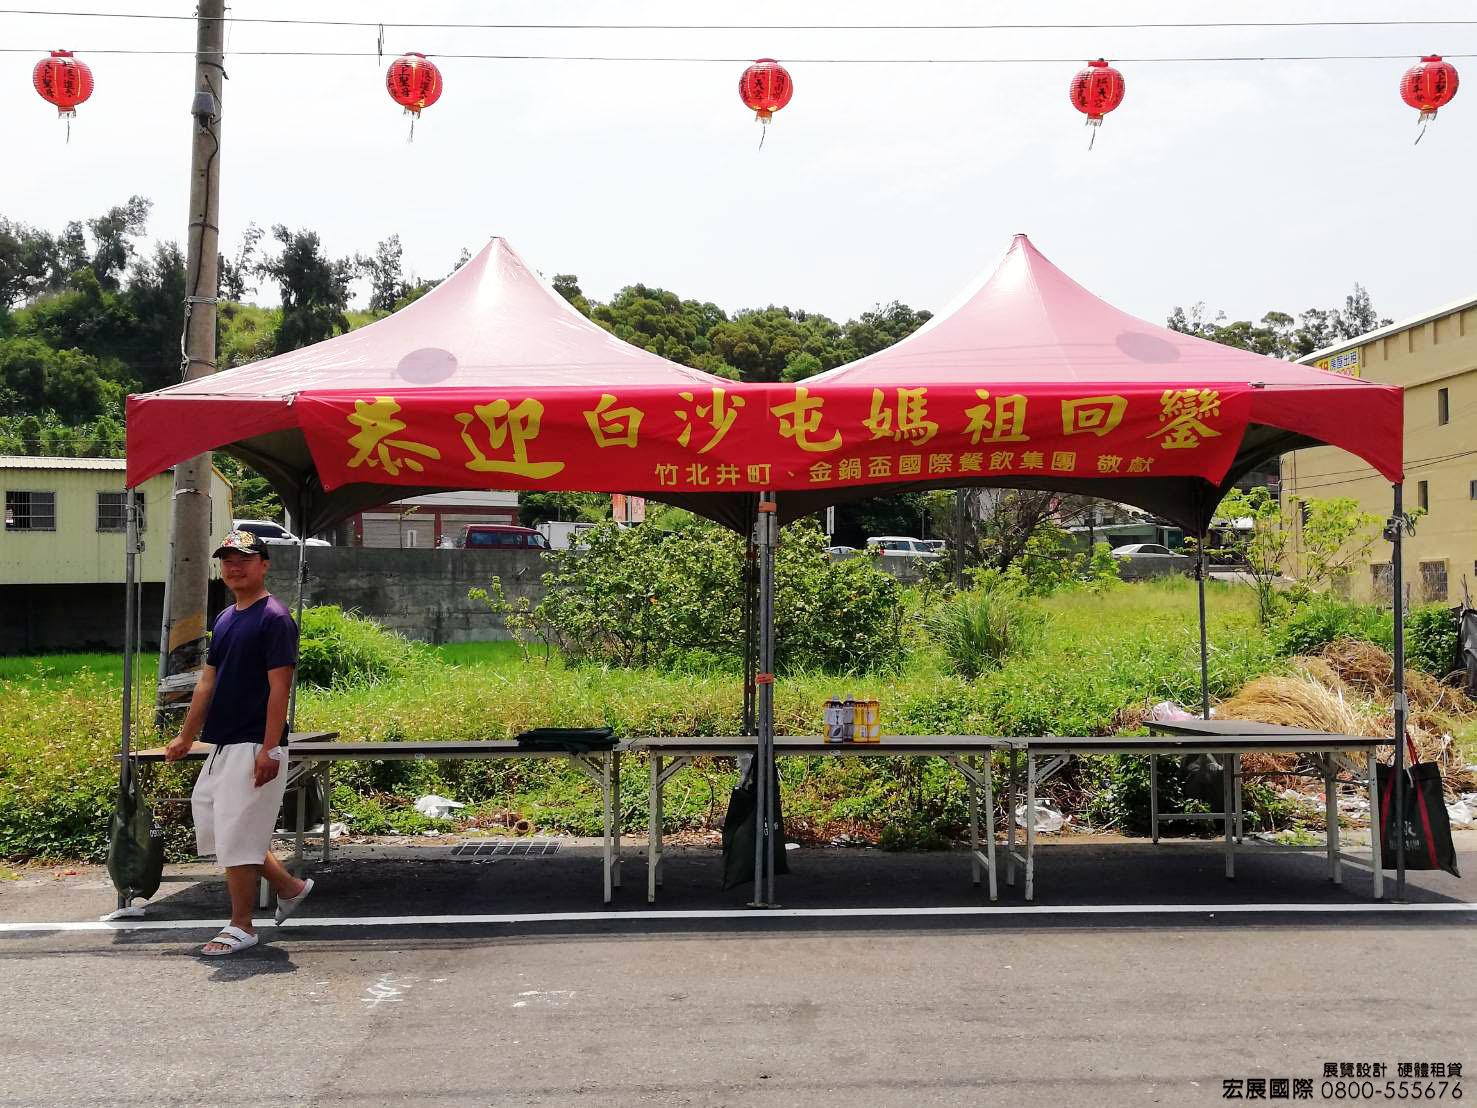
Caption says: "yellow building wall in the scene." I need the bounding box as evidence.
[1284,304,1477,605]
[0,465,233,585]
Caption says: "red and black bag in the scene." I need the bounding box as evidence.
[1377,734,1461,878]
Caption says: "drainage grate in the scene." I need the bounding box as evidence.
[448,838,562,858]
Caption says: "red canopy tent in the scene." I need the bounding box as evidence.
[128,235,1403,538]
[123,234,1413,905]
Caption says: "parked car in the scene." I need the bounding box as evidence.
[461,524,550,550]
[1110,543,1183,559]
[866,536,943,559]
[918,539,947,554]
[232,519,330,547]
[827,544,860,557]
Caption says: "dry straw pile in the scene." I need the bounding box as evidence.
[1214,639,1476,792]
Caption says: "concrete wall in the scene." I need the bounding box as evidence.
[1,549,547,652]
[0,580,231,653]
[267,546,547,644]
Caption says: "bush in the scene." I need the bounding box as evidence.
[296,605,426,689]
[928,584,1044,678]
[1272,593,1390,657]
[536,520,903,674]
[1407,604,1461,678]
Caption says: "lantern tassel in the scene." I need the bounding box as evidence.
[758,118,768,152]
[1414,121,1428,146]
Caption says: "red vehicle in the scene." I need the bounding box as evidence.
[460,524,550,550]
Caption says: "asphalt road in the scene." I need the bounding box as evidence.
[4,842,1475,1108]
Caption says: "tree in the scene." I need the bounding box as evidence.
[84,196,153,292]
[357,234,408,313]
[218,223,263,301]
[1168,285,1392,360]
[551,273,592,317]
[256,226,357,353]
[0,217,61,309]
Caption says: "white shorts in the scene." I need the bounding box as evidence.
[191,743,289,868]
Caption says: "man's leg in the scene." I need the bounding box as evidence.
[261,853,306,900]
[197,864,263,953]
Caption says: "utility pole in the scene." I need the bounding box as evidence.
[156,0,226,721]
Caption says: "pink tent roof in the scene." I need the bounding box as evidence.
[806,234,1402,483]
[126,238,740,525]
[125,234,1403,536]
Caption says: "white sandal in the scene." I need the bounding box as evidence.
[201,925,258,956]
[274,877,315,924]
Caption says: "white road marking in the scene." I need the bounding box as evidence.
[2,901,1475,934]
[361,973,416,1008]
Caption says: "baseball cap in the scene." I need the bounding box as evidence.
[212,529,270,558]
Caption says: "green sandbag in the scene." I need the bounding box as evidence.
[107,770,164,903]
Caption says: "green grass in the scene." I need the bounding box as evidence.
[0,651,158,687]
[428,640,544,667]
[0,579,1389,861]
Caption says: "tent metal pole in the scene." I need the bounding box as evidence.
[760,493,777,906]
[1197,538,1210,719]
[750,502,765,906]
[288,489,309,731]
[118,488,139,912]
[954,489,966,590]
[1390,483,1407,900]
[743,537,757,736]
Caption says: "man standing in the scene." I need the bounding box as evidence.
[165,528,315,955]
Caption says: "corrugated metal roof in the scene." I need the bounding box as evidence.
[1299,292,1477,364]
[0,455,130,470]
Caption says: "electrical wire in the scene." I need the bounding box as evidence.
[3,10,1477,32]
[3,48,1474,64]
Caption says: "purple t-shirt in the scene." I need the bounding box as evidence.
[203,594,300,747]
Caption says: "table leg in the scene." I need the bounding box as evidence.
[319,762,332,864]
[648,754,662,904]
[1025,751,1037,902]
[966,755,981,887]
[1368,747,1383,900]
[1223,755,1235,879]
[611,749,622,889]
[1324,756,1341,884]
[983,753,998,902]
[1149,753,1160,844]
[601,752,613,905]
[293,765,306,873]
[1234,754,1244,842]
[1006,746,1018,887]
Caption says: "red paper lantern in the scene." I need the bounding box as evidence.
[1401,55,1459,123]
[739,58,794,123]
[1070,59,1126,128]
[386,53,443,117]
[33,50,93,118]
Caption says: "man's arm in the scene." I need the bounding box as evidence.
[252,665,294,787]
[164,665,217,761]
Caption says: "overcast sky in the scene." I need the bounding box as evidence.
[4,1,1474,331]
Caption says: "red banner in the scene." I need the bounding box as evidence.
[295,382,1253,494]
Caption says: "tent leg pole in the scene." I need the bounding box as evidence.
[288,491,309,732]
[1390,483,1407,902]
[750,505,765,907]
[954,489,966,590]
[117,488,139,911]
[743,536,757,737]
[761,494,777,907]
[1197,539,1210,719]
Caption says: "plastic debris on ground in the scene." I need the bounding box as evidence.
[1014,802,1065,833]
[1448,799,1474,826]
[412,795,466,820]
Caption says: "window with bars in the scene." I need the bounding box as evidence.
[1419,560,1448,604]
[4,491,57,531]
[96,491,144,532]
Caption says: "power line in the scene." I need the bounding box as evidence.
[4,10,1477,32]
[3,48,1474,64]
